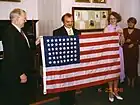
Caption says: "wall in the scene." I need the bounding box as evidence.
[60,0,140,29]
[60,0,121,35]
[36,0,122,35]
[60,0,121,17]
[119,0,140,28]
[37,0,61,36]
[0,0,38,20]
[0,0,140,35]
[0,0,39,36]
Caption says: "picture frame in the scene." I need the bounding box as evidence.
[0,0,20,2]
[72,7,111,32]
[75,0,106,3]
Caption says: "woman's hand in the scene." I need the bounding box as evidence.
[117,29,125,46]
[35,37,40,45]
[126,39,131,43]
[128,44,134,48]
[116,29,123,35]
[119,34,125,46]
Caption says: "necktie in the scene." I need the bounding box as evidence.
[21,30,30,47]
[68,29,73,35]
[21,30,25,37]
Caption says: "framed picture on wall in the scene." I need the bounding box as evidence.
[0,0,20,2]
[75,0,106,3]
[72,7,111,32]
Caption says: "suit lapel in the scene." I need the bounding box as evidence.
[62,26,68,36]
[11,25,30,48]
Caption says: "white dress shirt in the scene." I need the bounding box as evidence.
[64,26,74,36]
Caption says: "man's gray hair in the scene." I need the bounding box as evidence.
[9,8,26,20]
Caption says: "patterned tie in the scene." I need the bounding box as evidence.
[68,29,73,36]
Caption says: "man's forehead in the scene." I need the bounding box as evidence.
[64,16,73,21]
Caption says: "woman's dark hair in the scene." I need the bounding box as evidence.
[108,11,122,23]
[127,17,137,24]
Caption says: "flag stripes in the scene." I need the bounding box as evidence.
[41,32,120,94]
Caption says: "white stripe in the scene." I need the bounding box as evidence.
[45,58,120,72]
[80,36,119,43]
[46,65,120,80]
[40,37,47,94]
[46,73,120,89]
[80,50,118,60]
[80,43,119,52]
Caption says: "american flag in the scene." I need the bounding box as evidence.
[40,32,120,94]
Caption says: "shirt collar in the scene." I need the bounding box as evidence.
[64,26,72,31]
[12,23,21,32]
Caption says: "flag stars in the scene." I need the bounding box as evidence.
[51,43,54,46]
[70,38,73,41]
[48,48,51,51]
[48,53,51,56]
[55,39,58,42]
[63,47,66,50]
[51,39,54,42]
[59,38,61,41]
[71,51,73,53]
[63,38,65,41]
[49,61,52,64]
[47,39,50,42]
[55,52,58,55]
[59,47,62,50]
[52,52,55,55]
[55,48,58,51]
[44,36,80,66]
[53,57,56,60]
[70,42,73,45]
[74,50,77,53]
[51,48,54,51]
[63,55,66,58]
[47,44,50,47]
[67,47,70,50]
[55,43,58,46]
[66,38,69,41]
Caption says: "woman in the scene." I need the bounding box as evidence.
[104,11,124,102]
[123,17,140,88]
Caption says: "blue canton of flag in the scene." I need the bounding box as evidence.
[43,35,80,67]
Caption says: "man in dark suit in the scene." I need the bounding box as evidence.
[53,13,81,105]
[0,8,33,105]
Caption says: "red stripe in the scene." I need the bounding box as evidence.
[79,32,118,39]
[46,69,120,85]
[80,40,118,47]
[80,47,119,55]
[46,62,120,75]
[80,54,119,63]
[46,77,119,93]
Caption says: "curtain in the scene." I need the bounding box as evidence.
[38,0,61,36]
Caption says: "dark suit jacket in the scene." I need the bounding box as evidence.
[0,24,33,104]
[1,24,32,83]
[53,26,81,36]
